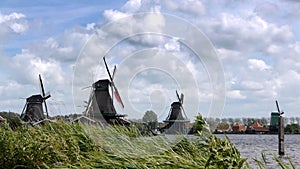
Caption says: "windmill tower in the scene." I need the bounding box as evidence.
[84,57,129,125]
[20,74,51,124]
[162,91,190,134]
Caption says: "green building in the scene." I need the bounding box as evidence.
[269,112,279,133]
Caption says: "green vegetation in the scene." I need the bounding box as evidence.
[0,111,22,129]
[0,113,298,168]
[284,124,300,134]
[142,110,158,130]
[1,115,247,169]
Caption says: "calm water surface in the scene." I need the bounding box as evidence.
[216,134,300,168]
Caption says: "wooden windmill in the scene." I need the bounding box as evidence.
[162,90,190,134]
[20,74,51,124]
[84,57,129,125]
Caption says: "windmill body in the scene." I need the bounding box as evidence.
[20,74,51,124]
[22,94,46,122]
[166,102,185,121]
[162,91,190,134]
[88,79,126,123]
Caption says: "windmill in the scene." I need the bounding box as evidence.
[20,74,51,124]
[162,90,190,134]
[83,57,129,125]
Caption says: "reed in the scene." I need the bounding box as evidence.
[0,120,250,168]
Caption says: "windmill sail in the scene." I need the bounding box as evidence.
[103,57,124,108]
[39,74,50,118]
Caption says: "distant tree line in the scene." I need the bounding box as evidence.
[205,117,300,127]
[204,117,300,134]
[0,111,22,129]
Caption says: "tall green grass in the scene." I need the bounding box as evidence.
[1,120,298,169]
[0,120,269,169]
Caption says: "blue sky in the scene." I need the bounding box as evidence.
[1,0,300,121]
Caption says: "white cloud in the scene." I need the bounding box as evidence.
[0,12,25,23]
[240,81,263,91]
[164,0,206,16]
[86,23,96,31]
[103,9,129,21]
[248,59,271,71]
[0,12,28,41]
[199,13,293,53]
[11,51,65,85]
[227,90,246,99]
[9,22,28,33]
[122,0,141,13]
[164,38,180,51]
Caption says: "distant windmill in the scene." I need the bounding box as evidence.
[20,74,51,124]
[83,57,129,125]
[162,90,190,134]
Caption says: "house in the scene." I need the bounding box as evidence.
[232,123,246,133]
[246,121,269,134]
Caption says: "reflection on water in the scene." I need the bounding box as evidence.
[216,134,300,168]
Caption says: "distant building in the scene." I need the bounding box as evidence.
[246,121,269,134]
[269,112,279,133]
[232,123,246,133]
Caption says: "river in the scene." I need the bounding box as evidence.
[215,134,300,168]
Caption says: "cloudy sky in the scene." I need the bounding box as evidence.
[1,0,300,121]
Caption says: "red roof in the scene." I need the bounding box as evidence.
[232,123,246,132]
[0,116,4,121]
[251,122,268,131]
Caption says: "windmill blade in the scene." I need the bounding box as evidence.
[39,74,46,97]
[81,86,92,90]
[176,90,181,102]
[176,90,184,104]
[276,100,281,113]
[39,74,49,118]
[44,92,51,99]
[112,65,117,80]
[103,56,113,81]
[111,66,117,104]
[103,56,125,108]
[181,105,188,120]
[113,86,124,108]
[180,93,184,105]
[20,102,28,120]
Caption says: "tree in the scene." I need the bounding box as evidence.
[260,117,268,127]
[0,111,22,129]
[285,124,300,134]
[296,117,300,125]
[228,118,234,126]
[234,118,241,124]
[289,117,296,124]
[142,110,158,130]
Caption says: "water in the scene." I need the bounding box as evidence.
[216,134,300,168]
